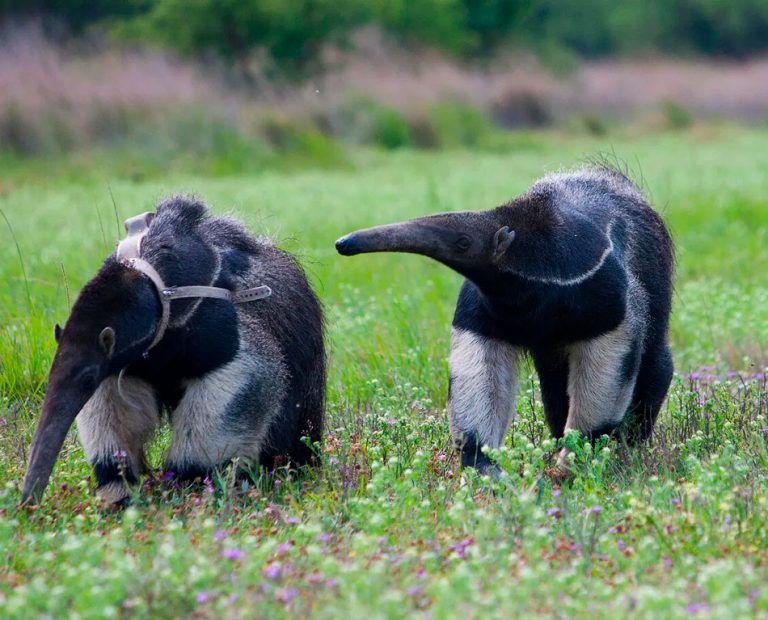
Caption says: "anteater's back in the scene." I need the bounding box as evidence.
[201,216,325,466]
[533,166,674,340]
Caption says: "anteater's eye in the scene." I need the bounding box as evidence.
[455,235,472,252]
[76,367,99,392]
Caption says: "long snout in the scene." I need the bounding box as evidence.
[335,212,476,260]
[334,233,366,256]
[21,382,94,505]
[335,230,396,257]
[335,222,421,257]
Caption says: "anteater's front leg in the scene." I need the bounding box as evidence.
[448,327,519,473]
[76,375,160,504]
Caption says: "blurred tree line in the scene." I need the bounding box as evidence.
[3,0,768,77]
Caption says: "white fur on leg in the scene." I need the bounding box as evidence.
[76,375,160,472]
[564,307,642,435]
[448,327,519,451]
[556,306,642,469]
[165,349,283,471]
[76,375,160,501]
[97,480,132,504]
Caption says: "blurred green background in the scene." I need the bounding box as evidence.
[2,0,768,167]
[5,0,768,71]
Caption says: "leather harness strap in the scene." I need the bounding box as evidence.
[116,211,272,353]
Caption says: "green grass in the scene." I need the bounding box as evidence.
[1,127,767,618]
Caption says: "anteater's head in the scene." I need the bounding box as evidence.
[20,262,160,505]
[21,196,217,505]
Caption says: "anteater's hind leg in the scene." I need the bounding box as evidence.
[260,395,323,471]
[448,327,519,473]
[164,349,286,482]
[530,347,570,439]
[260,353,325,471]
[560,313,643,466]
[76,375,160,504]
[624,343,673,444]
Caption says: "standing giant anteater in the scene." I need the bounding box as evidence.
[22,196,325,505]
[336,166,674,472]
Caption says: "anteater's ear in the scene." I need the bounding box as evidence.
[156,196,207,230]
[492,226,515,262]
[99,327,116,358]
[53,323,62,343]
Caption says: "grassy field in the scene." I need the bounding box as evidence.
[1,127,767,618]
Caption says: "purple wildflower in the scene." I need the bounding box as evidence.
[407,585,423,597]
[275,542,291,556]
[663,556,672,569]
[552,489,561,498]
[307,572,324,585]
[285,516,300,525]
[220,548,244,561]
[315,533,332,543]
[263,564,282,580]
[547,507,560,517]
[617,539,625,550]
[685,602,710,614]
[196,591,209,604]
[263,504,279,517]
[325,578,338,589]
[214,529,228,541]
[451,537,473,559]
[749,589,759,608]
[160,471,175,482]
[275,588,299,605]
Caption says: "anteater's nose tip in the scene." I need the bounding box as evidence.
[335,235,355,256]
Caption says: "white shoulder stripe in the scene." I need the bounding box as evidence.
[503,219,616,286]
